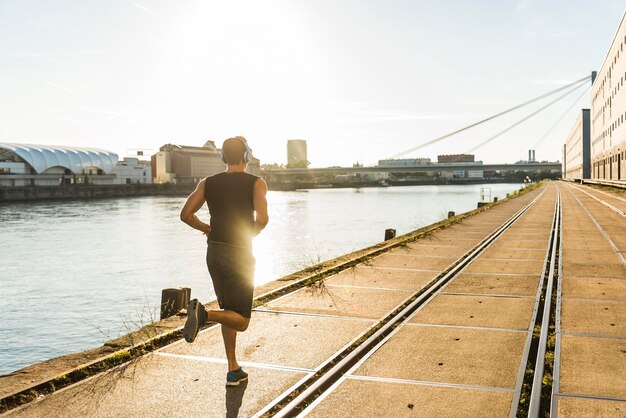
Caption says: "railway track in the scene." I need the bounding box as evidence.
[255,185,564,417]
[549,183,626,417]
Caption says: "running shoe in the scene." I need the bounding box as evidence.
[226,368,248,387]
[183,299,207,343]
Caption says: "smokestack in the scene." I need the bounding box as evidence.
[532,150,536,162]
[529,150,532,162]
[591,71,597,85]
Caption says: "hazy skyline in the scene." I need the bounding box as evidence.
[1,1,624,167]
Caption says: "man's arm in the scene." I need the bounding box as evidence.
[253,178,269,235]
[180,179,211,234]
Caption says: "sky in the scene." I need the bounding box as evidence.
[0,0,625,167]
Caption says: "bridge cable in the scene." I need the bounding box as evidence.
[390,75,591,158]
[531,85,590,149]
[465,79,589,153]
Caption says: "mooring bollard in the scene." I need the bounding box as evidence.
[493,197,498,202]
[384,228,396,241]
[448,211,455,219]
[160,287,191,320]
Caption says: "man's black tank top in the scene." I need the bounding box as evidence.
[204,172,258,248]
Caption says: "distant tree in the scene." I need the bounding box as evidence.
[286,160,310,169]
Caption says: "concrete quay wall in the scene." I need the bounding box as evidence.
[0,183,196,202]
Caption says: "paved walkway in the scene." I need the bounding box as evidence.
[4,182,625,418]
[554,183,626,417]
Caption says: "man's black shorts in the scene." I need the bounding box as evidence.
[206,242,255,318]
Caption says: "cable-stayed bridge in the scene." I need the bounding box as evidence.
[263,74,594,187]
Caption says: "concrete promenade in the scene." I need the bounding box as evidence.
[3,181,625,417]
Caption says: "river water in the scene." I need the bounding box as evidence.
[0,183,522,375]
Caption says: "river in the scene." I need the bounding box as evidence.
[0,183,523,374]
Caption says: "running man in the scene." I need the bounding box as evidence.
[180,136,269,387]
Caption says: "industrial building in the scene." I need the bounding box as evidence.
[374,155,483,179]
[0,143,118,186]
[563,109,591,180]
[377,158,431,167]
[590,11,626,180]
[287,139,308,167]
[437,154,483,178]
[112,157,152,184]
[151,141,260,184]
[437,154,475,163]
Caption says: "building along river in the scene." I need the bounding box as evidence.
[0,183,523,375]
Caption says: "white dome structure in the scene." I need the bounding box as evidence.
[0,143,118,174]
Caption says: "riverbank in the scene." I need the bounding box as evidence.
[271,177,536,191]
[0,183,541,413]
[0,183,195,202]
[1,179,531,201]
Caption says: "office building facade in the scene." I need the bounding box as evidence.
[287,139,308,167]
[152,140,260,184]
[563,109,591,180]
[590,12,626,180]
[112,157,152,184]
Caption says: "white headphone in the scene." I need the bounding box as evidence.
[221,137,252,164]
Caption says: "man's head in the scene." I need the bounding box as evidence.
[222,136,252,165]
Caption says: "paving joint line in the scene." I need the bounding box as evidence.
[360,266,442,272]
[345,374,516,393]
[577,183,626,204]
[382,253,463,259]
[554,392,626,403]
[154,352,315,373]
[561,275,626,281]
[439,291,536,299]
[403,322,528,333]
[476,257,546,262]
[572,184,626,217]
[460,272,543,277]
[565,185,626,265]
[251,308,377,322]
[323,284,416,292]
[559,331,626,339]
[561,297,625,304]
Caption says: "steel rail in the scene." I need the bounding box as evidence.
[508,187,560,417]
[550,188,565,417]
[256,187,549,418]
[528,190,561,416]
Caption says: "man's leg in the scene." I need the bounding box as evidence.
[209,310,250,371]
[207,309,250,332]
[221,325,240,372]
